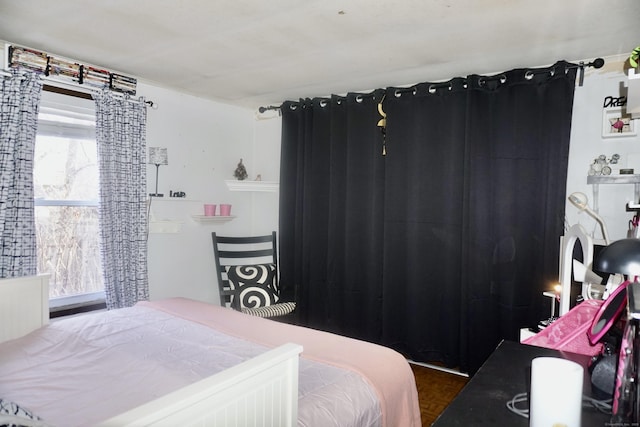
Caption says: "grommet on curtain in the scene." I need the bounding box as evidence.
[427,82,454,93]
[524,68,555,82]
[478,73,507,88]
[394,87,416,98]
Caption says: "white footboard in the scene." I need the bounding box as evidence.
[99,342,303,427]
[0,274,50,343]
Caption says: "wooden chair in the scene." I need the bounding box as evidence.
[211,231,296,318]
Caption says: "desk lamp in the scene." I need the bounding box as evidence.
[591,238,640,423]
[148,147,168,197]
[568,192,610,244]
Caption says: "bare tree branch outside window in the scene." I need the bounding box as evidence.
[34,114,104,298]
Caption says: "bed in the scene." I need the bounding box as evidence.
[0,275,421,427]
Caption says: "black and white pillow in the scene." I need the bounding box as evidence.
[0,398,51,427]
[225,263,279,309]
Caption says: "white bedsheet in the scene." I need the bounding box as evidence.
[0,305,380,427]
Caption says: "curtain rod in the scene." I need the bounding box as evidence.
[572,58,605,86]
[257,58,605,113]
[258,105,281,113]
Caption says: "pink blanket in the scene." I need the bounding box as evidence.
[140,298,421,427]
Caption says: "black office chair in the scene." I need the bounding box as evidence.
[211,231,296,318]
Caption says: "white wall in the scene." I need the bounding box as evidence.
[565,55,640,245]
[242,55,640,250]
[238,55,640,297]
[0,35,282,306]
[4,37,635,304]
[139,82,281,305]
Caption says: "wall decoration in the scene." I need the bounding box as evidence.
[47,55,81,83]
[82,66,111,89]
[234,158,248,180]
[588,153,620,176]
[602,107,636,138]
[8,46,47,73]
[6,44,136,95]
[111,73,137,95]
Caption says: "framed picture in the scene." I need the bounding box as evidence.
[602,107,637,138]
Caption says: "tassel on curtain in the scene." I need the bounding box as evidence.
[94,90,149,309]
[0,71,43,278]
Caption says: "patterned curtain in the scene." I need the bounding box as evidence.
[94,91,148,309]
[0,71,42,278]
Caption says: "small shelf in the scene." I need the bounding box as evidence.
[587,174,640,212]
[190,215,236,223]
[587,174,640,185]
[148,197,198,202]
[225,180,279,192]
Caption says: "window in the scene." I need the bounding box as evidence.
[34,88,104,308]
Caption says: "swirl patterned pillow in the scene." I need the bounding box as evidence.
[0,398,51,426]
[225,263,279,309]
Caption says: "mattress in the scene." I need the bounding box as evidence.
[0,298,421,426]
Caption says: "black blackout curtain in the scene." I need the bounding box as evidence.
[279,61,577,374]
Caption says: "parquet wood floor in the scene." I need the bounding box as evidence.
[410,363,469,426]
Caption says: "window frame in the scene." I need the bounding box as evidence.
[35,86,106,315]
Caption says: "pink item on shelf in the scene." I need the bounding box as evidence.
[204,204,217,216]
[523,299,604,357]
[219,204,232,216]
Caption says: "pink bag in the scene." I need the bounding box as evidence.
[523,299,604,357]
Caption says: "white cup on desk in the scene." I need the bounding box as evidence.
[529,357,583,427]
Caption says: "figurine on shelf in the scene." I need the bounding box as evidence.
[255,174,262,181]
[234,158,248,180]
[588,153,620,176]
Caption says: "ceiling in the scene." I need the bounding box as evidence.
[1,0,639,110]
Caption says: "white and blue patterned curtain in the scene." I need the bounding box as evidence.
[94,91,148,309]
[0,71,42,278]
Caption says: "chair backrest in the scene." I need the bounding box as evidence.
[212,231,278,309]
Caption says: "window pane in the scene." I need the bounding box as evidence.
[35,205,103,298]
[35,90,102,301]
[33,135,99,201]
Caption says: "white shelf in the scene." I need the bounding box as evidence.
[587,174,640,185]
[190,215,236,223]
[225,180,279,192]
[148,197,198,202]
[587,174,640,212]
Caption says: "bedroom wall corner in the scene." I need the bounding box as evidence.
[139,82,280,306]
[250,111,282,235]
[565,54,640,244]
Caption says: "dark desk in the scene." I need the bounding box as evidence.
[432,340,611,426]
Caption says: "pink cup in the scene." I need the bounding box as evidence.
[204,204,217,216]
[219,204,232,216]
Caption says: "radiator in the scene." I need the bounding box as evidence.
[0,274,50,343]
